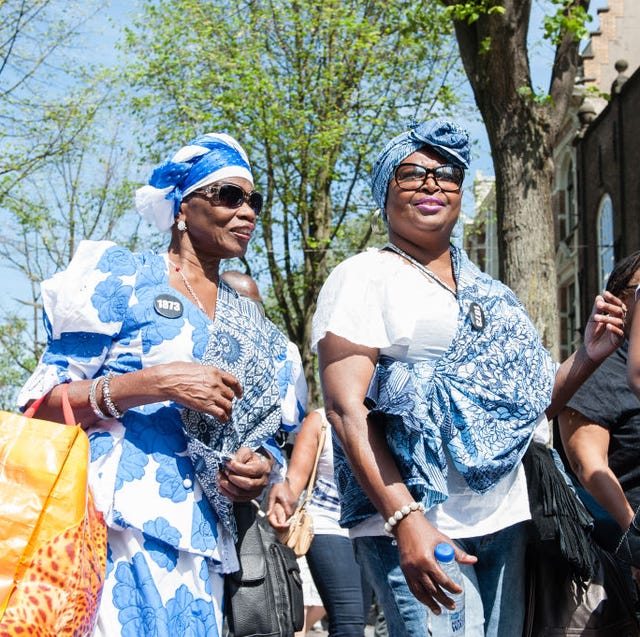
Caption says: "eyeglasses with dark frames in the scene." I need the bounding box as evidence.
[191,182,263,215]
[394,163,464,193]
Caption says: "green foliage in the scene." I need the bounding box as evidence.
[0,314,38,411]
[543,0,592,46]
[517,86,555,106]
[585,85,609,101]
[444,0,505,24]
[121,0,467,400]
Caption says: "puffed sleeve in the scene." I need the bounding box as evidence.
[311,248,415,352]
[17,240,136,405]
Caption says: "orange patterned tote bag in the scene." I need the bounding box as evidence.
[0,385,106,636]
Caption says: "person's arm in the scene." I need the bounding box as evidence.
[547,292,625,419]
[34,366,284,502]
[628,287,640,397]
[267,410,324,532]
[557,407,633,530]
[317,332,476,614]
[30,361,243,428]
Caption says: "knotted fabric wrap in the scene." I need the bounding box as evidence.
[181,282,288,572]
[135,133,254,232]
[370,118,471,214]
[333,245,557,527]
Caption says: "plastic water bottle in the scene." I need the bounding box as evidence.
[430,542,465,636]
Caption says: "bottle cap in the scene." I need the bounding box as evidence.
[434,542,455,563]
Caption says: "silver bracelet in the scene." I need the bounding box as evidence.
[102,371,124,419]
[384,501,426,534]
[89,376,109,419]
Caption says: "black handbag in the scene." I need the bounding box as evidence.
[225,500,304,637]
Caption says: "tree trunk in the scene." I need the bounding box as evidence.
[491,117,558,353]
[444,0,587,358]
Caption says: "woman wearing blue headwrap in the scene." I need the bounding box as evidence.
[310,119,625,636]
[17,133,307,635]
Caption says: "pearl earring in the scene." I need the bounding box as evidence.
[177,219,187,232]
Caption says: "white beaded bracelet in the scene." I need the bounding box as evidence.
[89,376,109,420]
[102,371,124,419]
[384,501,426,534]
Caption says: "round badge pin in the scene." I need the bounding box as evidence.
[468,302,485,330]
[154,294,183,318]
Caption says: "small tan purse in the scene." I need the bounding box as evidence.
[280,424,327,557]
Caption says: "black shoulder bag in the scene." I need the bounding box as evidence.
[225,499,304,637]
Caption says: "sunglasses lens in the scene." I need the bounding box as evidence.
[248,191,263,215]
[218,184,246,208]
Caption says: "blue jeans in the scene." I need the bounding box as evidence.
[306,533,366,637]
[353,521,528,637]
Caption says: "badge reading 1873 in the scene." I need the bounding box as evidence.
[468,302,485,330]
[154,294,183,318]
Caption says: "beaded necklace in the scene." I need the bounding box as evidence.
[167,258,211,317]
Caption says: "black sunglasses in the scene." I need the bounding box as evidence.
[394,163,464,192]
[192,183,263,215]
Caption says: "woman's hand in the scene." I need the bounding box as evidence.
[266,409,323,530]
[267,480,299,532]
[395,515,477,613]
[217,446,273,502]
[159,362,243,422]
[583,291,626,363]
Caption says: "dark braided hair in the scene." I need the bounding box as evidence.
[605,251,640,296]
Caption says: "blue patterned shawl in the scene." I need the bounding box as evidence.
[334,245,557,527]
[181,282,289,538]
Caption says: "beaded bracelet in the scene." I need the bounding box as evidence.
[384,501,426,534]
[102,371,124,419]
[89,376,109,420]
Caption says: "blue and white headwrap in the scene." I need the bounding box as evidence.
[370,118,471,215]
[135,132,254,232]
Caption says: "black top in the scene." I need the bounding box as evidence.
[561,340,640,511]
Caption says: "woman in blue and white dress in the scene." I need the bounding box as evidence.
[18,133,306,636]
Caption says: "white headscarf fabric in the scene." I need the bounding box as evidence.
[135,133,254,232]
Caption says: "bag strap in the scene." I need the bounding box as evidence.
[300,423,326,509]
[23,383,77,427]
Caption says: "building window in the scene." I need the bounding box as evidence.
[597,194,615,291]
[559,281,577,362]
[557,155,576,241]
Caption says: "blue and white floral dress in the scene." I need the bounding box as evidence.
[18,240,307,637]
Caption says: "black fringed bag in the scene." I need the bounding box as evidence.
[522,441,639,637]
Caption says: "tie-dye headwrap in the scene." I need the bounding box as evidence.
[135,132,254,232]
[370,118,470,214]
